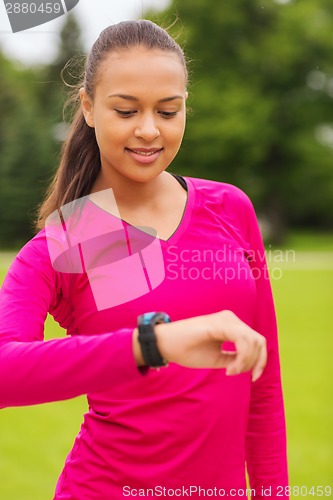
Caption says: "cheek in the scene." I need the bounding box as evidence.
[96,119,129,148]
[165,116,186,140]
[169,121,186,146]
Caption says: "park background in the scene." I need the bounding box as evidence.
[0,0,332,498]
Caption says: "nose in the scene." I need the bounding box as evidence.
[134,113,160,141]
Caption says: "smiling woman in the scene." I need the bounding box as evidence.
[0,20,288,500]
[79,46,187,192]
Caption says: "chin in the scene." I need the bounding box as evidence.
[126,167,167,183]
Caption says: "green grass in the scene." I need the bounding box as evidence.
[272,268,333,489]
[281,230,333,251]
[0,305,86,500]
[0,244,333,498]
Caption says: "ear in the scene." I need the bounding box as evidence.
[185,91,189,100]
[80,88,95,128]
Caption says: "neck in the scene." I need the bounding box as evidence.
[91,170,172,210]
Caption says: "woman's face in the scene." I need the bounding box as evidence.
[81,46,187,187]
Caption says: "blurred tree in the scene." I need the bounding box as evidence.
[40,12,85,121]
[0,52,56,247]
[148,0,333,242]
[0,13,85,247]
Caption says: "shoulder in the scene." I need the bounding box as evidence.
[8,228,54,281]
[185,176,254,212]
[0,229,60,318]
[184,176,259,242]
[17,228,50,261]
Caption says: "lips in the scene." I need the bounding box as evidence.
[126,147,163,164]
[127,148,163,156]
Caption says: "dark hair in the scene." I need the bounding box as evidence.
[36,20,188,230]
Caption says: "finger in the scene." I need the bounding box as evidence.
[218,350,237,368]
[228,333,256,374]
[245,334,265,374]
[226,333,263,376]
[226,349,253,375]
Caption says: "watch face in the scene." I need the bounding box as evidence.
[140,312,171,325]
[142,312,159,324]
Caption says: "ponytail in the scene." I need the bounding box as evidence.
[36,108,100,230]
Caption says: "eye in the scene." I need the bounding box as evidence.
[159,111,178,119]
[115,109,137,117]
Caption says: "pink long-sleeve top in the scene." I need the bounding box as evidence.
[0,177,288,499]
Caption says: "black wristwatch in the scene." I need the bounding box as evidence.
[137,312,171,368]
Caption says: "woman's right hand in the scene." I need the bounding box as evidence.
[133,310,267,382]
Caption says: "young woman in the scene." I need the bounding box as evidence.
[0,20,288,499]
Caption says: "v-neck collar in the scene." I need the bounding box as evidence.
[86,176,195,247]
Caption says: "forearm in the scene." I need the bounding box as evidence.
[132,313,216,367]
[132,314,210,367]
[133,310,266,380]
[0,329,137,407]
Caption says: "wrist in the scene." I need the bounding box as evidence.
[133,324,171,368]
[132,328,145,367]
[155,314,215,365]
[137,312,171,368]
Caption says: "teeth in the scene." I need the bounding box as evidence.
[131,150,159,156]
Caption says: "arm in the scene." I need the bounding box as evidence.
[241,194,288,497]
[0,231,268,408]
[0,236,138,407]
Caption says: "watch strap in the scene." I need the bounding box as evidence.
[137,312,171,368]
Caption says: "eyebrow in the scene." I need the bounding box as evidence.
[108,94,183,103]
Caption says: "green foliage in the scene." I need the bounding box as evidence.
[0,52,57,247]
[148,0,333,242]
[1,4,333,246]
[41,13,85,120]
[0,14,84,248]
